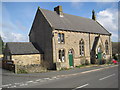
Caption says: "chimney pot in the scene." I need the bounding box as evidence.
[92,10,96,21]
[54,6,63,17]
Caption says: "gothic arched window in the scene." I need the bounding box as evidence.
[58,49,65,62]
[79,39,85,56]
[105,40,109,54]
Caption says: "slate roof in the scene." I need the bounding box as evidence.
[6,42,41,55]
[40,8,111,35]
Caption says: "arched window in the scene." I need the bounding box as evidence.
[105,40,109,54]
[58,49,65,62]
[79,39,85,56]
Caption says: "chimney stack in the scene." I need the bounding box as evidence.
[92,10,96,21]
[54,6,63,17]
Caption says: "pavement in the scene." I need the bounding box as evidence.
[1,64,119,89]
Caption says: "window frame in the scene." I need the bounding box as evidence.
[105,40,109,54]
[58,33,65,44]
[58,49,65,62]
[79,39,85,56]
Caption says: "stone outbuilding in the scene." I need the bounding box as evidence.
[3,42,43,66]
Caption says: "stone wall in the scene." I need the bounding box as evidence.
[52,30,91,68]
[29,8,54,69]
[52,30,112,69]
[12,54,41,65]
[15,64,47,74]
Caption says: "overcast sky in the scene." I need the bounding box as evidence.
[0,2,118,42]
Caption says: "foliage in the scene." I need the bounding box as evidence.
[101,59,106,64]
[0,36,4,54]
[112,54,118,60]
[80,57,90,65]
[112,42,119,55]
[17,68,28,74]
[85,59,90,65]
[76,65,85,68]
[106,59,112,64]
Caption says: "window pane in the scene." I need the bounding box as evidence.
[79,39,84,56]
[105,40,109,54]
[59,50,61,60]
[61,50,65,62]
[58,33,61,43]
[61,33,64,43]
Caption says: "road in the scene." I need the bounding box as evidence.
[1,65,118,89]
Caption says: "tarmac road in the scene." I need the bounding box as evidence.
[1,65,118,89]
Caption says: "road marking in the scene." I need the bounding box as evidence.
[26,81,33,83]
[99,74,115,81]
[14,83,21,85]
[43,78,51,80]
[73,84,89,90]
[19,83,28,86]
[36,79,42,82]
[9,85,16,88]
[2,84,12,87]
[52,76,59,79]
[2,65,117,88]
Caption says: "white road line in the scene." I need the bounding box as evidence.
[19,83,28,86]
[36,79,42,82]
[26,81,33,83]
[2,84,12,87]
[32,81,38,84]
[73,84,89,90]
[99,74,115,81]
[51,76,59,79]
[9,85,17,88]
[14,83,21,85]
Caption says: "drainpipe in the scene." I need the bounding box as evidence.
[89,33,91,63]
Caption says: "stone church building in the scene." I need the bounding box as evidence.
[29,6,112,69]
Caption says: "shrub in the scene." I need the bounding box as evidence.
[85,59,89,65]
[17,68,28,74]
[95,59,99,64]
[80,57,86,65]
[112,54,118,60]
[106,59,112,64]
[76,65,84,68]
[102,59,106,64]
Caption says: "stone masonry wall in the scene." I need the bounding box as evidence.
[29,8,53,69]
[52,30,91,68]
[12,54,41,65]
[52,30,112,69]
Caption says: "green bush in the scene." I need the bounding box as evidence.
[85,59,90,65]
[106,59,112,64]
[17,68,28,74]
[102,59,106,64]
[80,57,88,65]
[76,65,85,68]
[112,54,118,60]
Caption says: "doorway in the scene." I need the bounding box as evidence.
[68,49,74,67]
